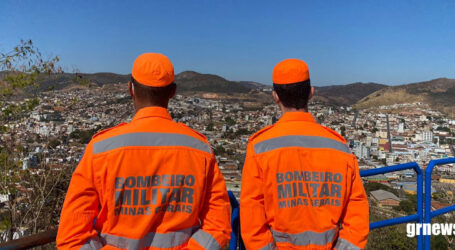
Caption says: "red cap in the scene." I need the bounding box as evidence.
[132,53,174,87]
[273,59,310,84]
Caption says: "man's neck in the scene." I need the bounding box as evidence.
[134,103,167,111]
[280,106,308,115]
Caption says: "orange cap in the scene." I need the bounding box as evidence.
[273,58,310,85]
[132,53,174,87]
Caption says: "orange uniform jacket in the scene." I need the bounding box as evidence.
[240,112,369,250]
[57,107,231,250]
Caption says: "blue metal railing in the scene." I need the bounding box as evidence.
[360,162,424,250]
[424,158,455,250]
[228,161,428,250]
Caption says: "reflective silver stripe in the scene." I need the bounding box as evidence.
[93,132,211,154]
[80,235,104,250]
[335,238,360,250]
[191,229,221,250]
[101,226,199,249]
[254,135,351,154]
[259,241,277,250]
[271,228,337,246]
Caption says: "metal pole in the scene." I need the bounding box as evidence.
[423,158,455,250]
[416,165,423,250]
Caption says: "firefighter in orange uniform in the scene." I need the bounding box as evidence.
[57,53,231,249]
[240,59,369,249]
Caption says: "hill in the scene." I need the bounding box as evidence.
[2,70,386,105]
[11,72,132,92]
[313,82,388,106]
[3,70,454,117]
[354,78,455,117]
[175,71,262,93]
[6,71,266,94]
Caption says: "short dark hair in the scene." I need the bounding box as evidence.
[273,80,311,110]
[131,77,176,107]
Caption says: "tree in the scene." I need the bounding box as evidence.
[431,235,448,250]
[367,212,417,250]
[206,122,214,131]
[366,224,417,249]
[1,39,62,96]
[48,138,61,149]
[225,117,236,126]
[394,193,418,215]
[394,199,414,215]
[214,145,226,155]
[432,191,446,202]
[235,128,250,136]
[340,126,346,137]
[0,40,73,242]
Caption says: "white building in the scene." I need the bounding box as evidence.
[422,131,434,142]
[398,123,404,133]
[354,143,370,160]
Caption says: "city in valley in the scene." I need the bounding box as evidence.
[1,82,455,240]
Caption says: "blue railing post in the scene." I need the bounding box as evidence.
[360,162,423,250]
[417,163,424,250]
[423,158,455,250]
[228,191,245,250]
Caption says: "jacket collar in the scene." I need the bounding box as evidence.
[278,111,316,124]
[132,106,172,122]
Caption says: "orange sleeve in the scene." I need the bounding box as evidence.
[56,143,102,249]
[240,143,275,250]
[187,155,231,249]
[335,157,369,249]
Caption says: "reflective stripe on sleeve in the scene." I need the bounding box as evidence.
[93,132,211,154]
[190,229,221,250]
[254,135,351,154]
[334,238,360,250]
[101,226,199,249]
[271,228,337,247]
[259,242,277,250]
[80,235,104,250]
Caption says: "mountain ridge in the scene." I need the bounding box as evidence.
[313,82,387,106]
[2,70,453,116]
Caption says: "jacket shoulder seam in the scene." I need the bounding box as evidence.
[177,123,209,142]
[322,126,346,143]
[249,125,274,142]
[92,122,127,139]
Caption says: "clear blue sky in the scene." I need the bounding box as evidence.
[1,0,454,85]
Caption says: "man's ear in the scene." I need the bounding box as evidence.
[272,90,280,104]
[128,81,134,98]
[309,86,314,101]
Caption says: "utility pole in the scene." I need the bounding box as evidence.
[386,114,393,153]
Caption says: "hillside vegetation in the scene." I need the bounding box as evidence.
[354,78,455,116]
[314,82,387,106]
[175,71,259,94]
[10,70,263,95]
